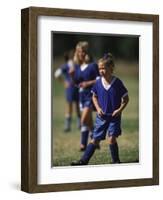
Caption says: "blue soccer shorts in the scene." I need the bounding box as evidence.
[65,86,79,103]
[92,114,122,141]
[79,90,93,111]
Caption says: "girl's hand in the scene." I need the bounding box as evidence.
[112,109,121,117]
[97,108,104,116]
[79,81,88,89]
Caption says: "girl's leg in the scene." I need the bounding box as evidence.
[71,139,100,165]
[87,110,93,132]
[64,102,72,132]
[81,107,92,126]
[80,107,92,150]
[108,136,120,163]
[81,139,100,163]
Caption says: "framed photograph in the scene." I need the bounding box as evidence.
[21,7,159,193]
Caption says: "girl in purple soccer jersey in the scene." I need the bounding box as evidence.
[69,41,100,151]
[54,50,81,132]
[71,53,129,165]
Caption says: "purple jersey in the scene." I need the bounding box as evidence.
[74,62,99,90]
[60,63,79,102]
[61,63,74,85]
[91,76,128,114]
[73,62,99,110]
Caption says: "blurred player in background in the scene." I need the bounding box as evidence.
[54,50,81,132]
[69,41,100,151]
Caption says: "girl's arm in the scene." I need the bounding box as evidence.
[79,79,96,89]
[112,95,129,117]
[92,94,104,116]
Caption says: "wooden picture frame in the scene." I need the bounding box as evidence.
[21,6,159,193]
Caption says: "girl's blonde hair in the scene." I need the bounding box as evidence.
[98,53,115,69]
[74,41,92,64]
[76,41,89,53]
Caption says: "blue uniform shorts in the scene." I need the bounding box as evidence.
[65,86,79,103]
[92,114,122,141]
[79,89,93,111]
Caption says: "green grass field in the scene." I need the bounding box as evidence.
[52,60,139,166]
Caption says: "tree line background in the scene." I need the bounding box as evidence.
[52,32,139,62]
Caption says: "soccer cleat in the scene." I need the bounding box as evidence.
[71,159,87,166]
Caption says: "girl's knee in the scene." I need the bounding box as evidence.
[81,117,87,125]
[90,139,100,146]
[81,114,89,125]
[108,136,117,144]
